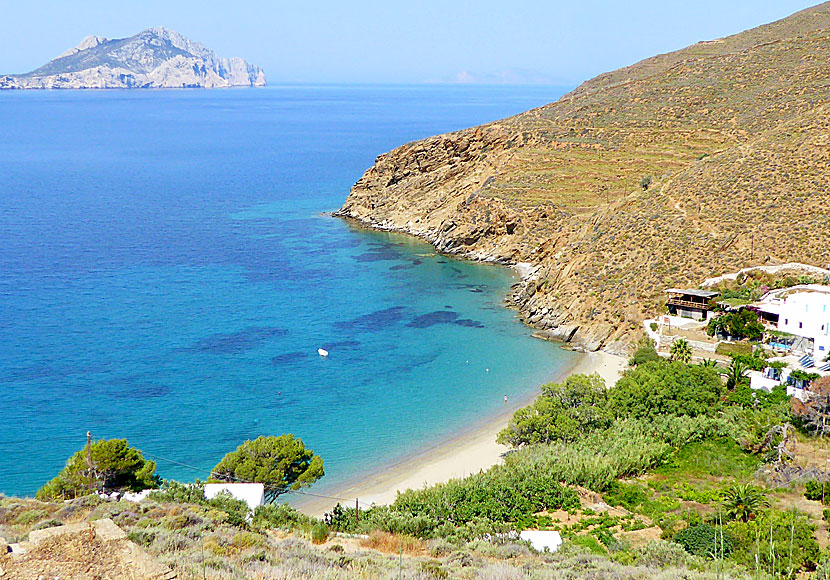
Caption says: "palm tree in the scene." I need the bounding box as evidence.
[722,484,769,522]
[699,358,719,369]
[722,359,749,390]
[670,338,693,364]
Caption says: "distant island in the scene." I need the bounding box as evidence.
[0,27,266,89]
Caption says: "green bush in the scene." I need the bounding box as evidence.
[805,480,829,503]
[674,524,732,558]
[633,539,693,568]
[497,374,610,447]
[608,361,723,419]
[603,481,649,511]
[149,480,206,504]
[253,503,315,532]
[311,522,330,544]
[392,463,579,527]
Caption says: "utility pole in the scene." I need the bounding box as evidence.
[355,498,359,529]
[86,431,94,493]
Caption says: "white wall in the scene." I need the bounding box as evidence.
[775,287,830,360]
[204,483,265,511]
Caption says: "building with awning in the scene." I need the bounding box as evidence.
[665,289,720,321]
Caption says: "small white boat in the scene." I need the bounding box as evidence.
[317,348,329,357]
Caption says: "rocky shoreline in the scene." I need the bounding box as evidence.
[335,4,830,354]
[333,208,617,353]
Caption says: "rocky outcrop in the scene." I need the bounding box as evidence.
[338,3,830,353]
[1,27,265,89]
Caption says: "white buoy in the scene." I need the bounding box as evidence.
[485,368,489,372]
[317,348,329,357]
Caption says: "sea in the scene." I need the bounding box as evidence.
[0,84,577,500]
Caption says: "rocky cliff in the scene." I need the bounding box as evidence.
[0,27,266,89]
[338,3,830,353]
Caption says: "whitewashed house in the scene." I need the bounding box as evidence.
[204,483,265,511]
[753,285,830,366]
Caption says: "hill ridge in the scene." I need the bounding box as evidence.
[337,2,830,353]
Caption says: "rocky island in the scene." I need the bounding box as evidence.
[338,3,830,353]
[0,27,266,89]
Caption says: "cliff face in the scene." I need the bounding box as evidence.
[0,27,266,89]
[339,3,830,353]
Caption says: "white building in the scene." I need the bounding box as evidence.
[754,285,830,364]
[204,483,265,511]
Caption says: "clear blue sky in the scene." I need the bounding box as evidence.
[0,0,821,83]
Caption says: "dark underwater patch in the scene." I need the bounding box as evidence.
[271,351,309,365]
[320,340,361,351]
[334,307,406,332]
[454,318,485,328]
[352,248,403,262]
[406,311,459,328]
[192,326,288,354]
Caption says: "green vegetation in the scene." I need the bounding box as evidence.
[707,309,765,341]
[629,335,660,366]
[670,338,693,363]
[36,438,159,501]
[674,524,733,558]
[497,373,610,446]
[20,359,830,579]
[721,484,769,523]
[210,434,324,503]
[608,361,722,419]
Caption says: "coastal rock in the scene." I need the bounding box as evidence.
[337,3,830,352]
[1,27,265,89]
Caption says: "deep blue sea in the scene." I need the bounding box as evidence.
[0,84,576,500]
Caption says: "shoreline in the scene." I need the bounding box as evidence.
[292,349,627,516]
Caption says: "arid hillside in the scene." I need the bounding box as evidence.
[338,3,830,352]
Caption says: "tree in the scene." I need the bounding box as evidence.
[670,338,693,363]
[792,376,830,436]
[722,359,749,391]
[497,374,610,447]
[721,484,768,522]
[707,310,765,341]
[36,438,158,501]
[608,360,723,419]
[211,434,324,503]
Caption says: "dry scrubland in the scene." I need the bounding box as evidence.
[338,3,830,352]
[0,492,763,580]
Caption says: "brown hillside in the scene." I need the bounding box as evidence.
[338,3,830,352]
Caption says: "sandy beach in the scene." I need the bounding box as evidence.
[293,349,627,516]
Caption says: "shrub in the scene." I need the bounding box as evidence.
[232,531,265,549]
[253,503,315,532]
[633,539,693,568]
[608,361,722,419]
[497,374,610,447]
[805,480,829,503]
[674,524,732,558]
[311,522,329,544]
[392,463,580,527]
[149,480,205,504]
[603,481,649,511]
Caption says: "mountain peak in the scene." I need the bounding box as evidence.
[1,28,266,89]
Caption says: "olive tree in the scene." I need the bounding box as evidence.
[211,434,324,503]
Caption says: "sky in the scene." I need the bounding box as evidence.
[0,0,822,84]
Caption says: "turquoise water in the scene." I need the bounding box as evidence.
[0,85,576,498]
